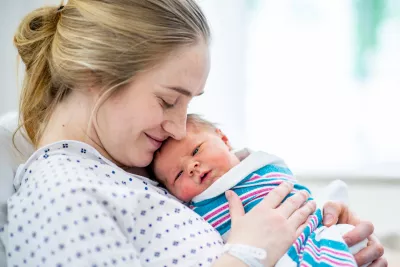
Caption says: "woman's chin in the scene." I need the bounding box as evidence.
[121,146,156,169]
[133,151,154,168]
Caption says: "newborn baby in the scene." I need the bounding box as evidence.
[152,114,368,266]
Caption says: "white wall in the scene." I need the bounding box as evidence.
[1,1,58,115]
[189,0,248,148]
[245,0,400,178]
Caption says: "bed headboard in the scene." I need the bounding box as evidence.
[0,112,34,267]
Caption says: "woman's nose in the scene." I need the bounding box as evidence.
[162,110,187,140]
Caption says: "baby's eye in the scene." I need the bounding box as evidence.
[175,171,183,180]
[192,146,200,156]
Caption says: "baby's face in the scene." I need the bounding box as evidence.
[153,125,240,202]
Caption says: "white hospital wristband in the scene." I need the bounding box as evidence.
[222,244,267,267]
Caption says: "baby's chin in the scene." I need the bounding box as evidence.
[177,187,207,203]
[194,175,222,195]
[177,193,197,203]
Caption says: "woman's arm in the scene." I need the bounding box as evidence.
[212,182,316,267]
[323,202,387,267]
[213,253,248,267]
[212,185,387,267]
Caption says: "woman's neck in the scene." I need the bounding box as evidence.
[39,94,87,144]
[39,91,110,160]
[38,90,152,178]
[38,90,150,177]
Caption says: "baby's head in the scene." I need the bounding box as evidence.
[152,114,240,202]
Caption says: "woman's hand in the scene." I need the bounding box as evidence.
[323,201,387,267]
[226,182,316,267]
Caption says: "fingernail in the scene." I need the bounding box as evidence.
[225,191,232,200]
[301,190,309,197]
[284,181,293,188]
[324,214,333,224]
[343,237,351,245]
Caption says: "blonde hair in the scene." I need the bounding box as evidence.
[186,113,217,132]
[14,0,210,147]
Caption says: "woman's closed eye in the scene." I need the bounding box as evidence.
[160,98,175,109]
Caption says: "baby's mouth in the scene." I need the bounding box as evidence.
[200,171,211,183]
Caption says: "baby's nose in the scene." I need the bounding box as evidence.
[188,162,199,176]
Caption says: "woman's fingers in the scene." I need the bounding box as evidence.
[287,200,316,230]
[295,218,311,237]
[226,190,245,225]
[353,235,385,266]
[277,190,310,218]
[322,200,362,227]
[342,221,374,247]
[257,182,294,209]
[368,257,388,267]
[322,201,342,226]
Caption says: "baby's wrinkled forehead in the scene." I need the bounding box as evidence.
[152,137,179,179]
[152,122,215,175]
[153,142,169,168]
[156,136,177,158]
[151,150,167,183]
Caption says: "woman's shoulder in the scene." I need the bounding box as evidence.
[22,140,108,168]
[11,148,169,217]
[15,140,132,179]
[14,140,109,189]
[15,140,174,200]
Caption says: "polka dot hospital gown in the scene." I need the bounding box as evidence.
[0,141,224,267]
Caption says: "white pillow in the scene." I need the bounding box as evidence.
[0,112,34,267]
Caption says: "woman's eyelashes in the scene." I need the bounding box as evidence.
[160,98,175,109]
[158,95,178,109]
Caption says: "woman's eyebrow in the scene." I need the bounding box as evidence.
[166,86,204,97]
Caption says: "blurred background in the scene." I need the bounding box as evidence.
[1,0,399,264]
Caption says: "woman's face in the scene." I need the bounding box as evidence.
[95,42,210,167]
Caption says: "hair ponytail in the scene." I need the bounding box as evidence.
[14,6,62,145]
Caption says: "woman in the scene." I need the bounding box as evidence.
[2,0,385,266]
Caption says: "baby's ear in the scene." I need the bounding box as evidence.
[215,129,233,150]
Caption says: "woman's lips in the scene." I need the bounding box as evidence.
[145,133,163,149]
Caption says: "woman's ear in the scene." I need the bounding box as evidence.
[216,129,233,150]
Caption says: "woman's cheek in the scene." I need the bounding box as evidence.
[141,98,163,125]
